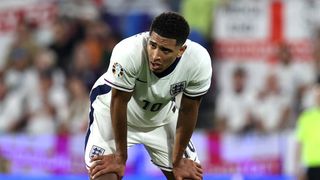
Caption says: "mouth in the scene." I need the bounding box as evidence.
[150,61,161,71]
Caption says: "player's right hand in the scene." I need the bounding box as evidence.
[89,154,126,179]
[173,158,203,180]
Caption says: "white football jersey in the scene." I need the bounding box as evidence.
[92,32,212,127]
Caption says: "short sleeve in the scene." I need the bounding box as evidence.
[184,50,212,97]
[104,40,139,92]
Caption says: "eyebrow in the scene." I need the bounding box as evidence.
[149,39,174,52]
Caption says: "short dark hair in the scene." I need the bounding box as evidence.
[150,12,190,46]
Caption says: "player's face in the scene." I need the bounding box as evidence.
[147,32,186,73]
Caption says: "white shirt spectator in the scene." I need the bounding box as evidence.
[274,63,303,100]
[0,91,24,133]
[25,70,68,135]
[215,90,256,133]
[253,93,291,132]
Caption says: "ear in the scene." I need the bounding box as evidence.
[177,45,187,57]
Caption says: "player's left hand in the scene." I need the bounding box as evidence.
[89,154,126,179]
[173,158,203,180]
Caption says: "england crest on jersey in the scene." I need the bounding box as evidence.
[170,81,186,97]
[89,145,105,159]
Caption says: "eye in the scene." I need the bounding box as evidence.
[162,50,170,54]
[160,47,171,54]
[149,41,156,49]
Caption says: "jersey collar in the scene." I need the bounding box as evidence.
[153,57,181,78]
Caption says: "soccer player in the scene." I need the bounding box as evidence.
[84,12,212,180]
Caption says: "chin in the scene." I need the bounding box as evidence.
[150,67,161,73]
[151,70,158,73]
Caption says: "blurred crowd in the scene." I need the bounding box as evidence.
[214,40,320,135]
[0,0,320,137]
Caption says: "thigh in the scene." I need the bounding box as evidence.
[143,114,200,172]
[84,106,116,168]
[84,103,139,169]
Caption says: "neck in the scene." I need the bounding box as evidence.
[154,57,181,78]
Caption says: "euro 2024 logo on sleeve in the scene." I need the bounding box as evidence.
[170,81,186,97]
[112,62,124,78]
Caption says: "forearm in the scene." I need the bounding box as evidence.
[173,110,198,165]
[111,101,128,160]
[110,89,132,162]
[173,95,201,166]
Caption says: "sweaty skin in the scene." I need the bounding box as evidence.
[147,32,186,73]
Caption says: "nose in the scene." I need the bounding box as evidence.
[151,48,161,61]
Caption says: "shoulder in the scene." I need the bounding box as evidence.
[185,40,211,62]
[185,40,210,57]
[182,40,212,71]
[110,32,148,69]
[186,39,208,52]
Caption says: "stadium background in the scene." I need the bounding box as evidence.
[1,0,320,179]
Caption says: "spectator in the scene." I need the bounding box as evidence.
[68,42,99,92]
[4,20,39,92]
[0,71,24,133]
[274,43,309,118]
[81,20,109,74]
[302,39,320,110]
[99,28,122,71]
[31,48,65,87]
[252,72,292,133]
[4,20,39,70]
[25,70,68,135]
[48,17,84,73]
[61,75,89,135]
[4,47,34,98]
[214,66,256,134]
